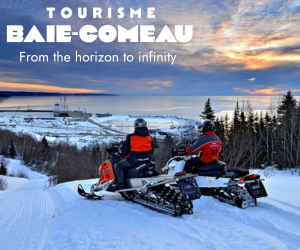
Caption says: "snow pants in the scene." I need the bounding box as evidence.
[184,157,207,174]
[115,159,132,189]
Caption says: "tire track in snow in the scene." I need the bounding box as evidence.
[0,195,26,242]
[0,178,56,250]
[234,202,300,249]
[193,197,300,249]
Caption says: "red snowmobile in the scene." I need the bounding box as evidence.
[78,143,201,217]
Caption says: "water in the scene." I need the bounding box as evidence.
[0,96,298,120]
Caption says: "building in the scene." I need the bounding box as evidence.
[96,113,112,117]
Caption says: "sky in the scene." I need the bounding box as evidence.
[1,0,300,96]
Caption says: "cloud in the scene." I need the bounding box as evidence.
[249,78,255,81]
[0,82,102,93]
[144,80,174,87]
[234,87,300,95]
[0,71,46,84]
[2,0,300,95]
[233,87,242,91]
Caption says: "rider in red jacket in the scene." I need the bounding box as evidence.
[182,119,222,173]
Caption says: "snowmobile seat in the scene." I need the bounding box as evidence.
[194,161,226,177]
[126,161,159,178]
[230,168,249,176]
[221,168,250,178]
[196,161,226,172]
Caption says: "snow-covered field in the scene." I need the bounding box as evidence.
[0,159,300,250]
[0,114,198,148]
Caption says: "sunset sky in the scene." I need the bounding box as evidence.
[1,0,300,96]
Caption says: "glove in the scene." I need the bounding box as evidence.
[177,145,187,156]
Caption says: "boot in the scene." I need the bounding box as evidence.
[118,182,126,190]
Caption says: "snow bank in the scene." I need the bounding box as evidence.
[6,159,46,180]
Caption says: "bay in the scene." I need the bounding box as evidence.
[0,95,299,120]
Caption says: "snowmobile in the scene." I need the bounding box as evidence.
[162,140,268,209]
[77,143,201,217]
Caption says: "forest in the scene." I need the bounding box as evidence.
[201,90,300,170]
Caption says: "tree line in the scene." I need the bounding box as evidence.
[200,91,300,170]
[0,129,175,185]
[1,90,299,186]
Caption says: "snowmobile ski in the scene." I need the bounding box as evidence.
[78,184,103,200]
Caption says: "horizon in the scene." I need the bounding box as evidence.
[1,90,300,97]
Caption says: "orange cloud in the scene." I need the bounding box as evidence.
[234,87,300,95]
[224,51,300,70]
[0,82,103,93]
[248,78,255,81]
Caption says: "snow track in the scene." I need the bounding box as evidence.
[0,178,55,250]
[1,161,300,250]
[192,198,300,249]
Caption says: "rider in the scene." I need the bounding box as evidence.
[115,118,154,190]
[180,119,222,173]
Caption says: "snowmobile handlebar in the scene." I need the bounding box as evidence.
[106,142,123,156]
[172,138,197,157]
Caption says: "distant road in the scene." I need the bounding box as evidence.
[86,117,129,136]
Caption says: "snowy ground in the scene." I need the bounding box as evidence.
[0,114,198,148]
[0,159,300,250]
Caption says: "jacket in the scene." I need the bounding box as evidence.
[185,131,222,163]
[122,127,154,164]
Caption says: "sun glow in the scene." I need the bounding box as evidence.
[0,82,102,93]
[236,88,300,95]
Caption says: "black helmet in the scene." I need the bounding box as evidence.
[199,119,215,133]
[134,118,147,128]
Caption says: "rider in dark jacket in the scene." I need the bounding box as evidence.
[182,120,222,173]
[115,118,154,189]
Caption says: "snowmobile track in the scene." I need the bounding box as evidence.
[0,178,55,250]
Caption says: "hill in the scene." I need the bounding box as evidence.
[0,159,299,249]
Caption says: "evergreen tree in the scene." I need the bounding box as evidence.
[272,115,277,126]
[0,162,7,175]
[153,136,159,148]
[232,100,241,132]
[278,90,297,119]
[200,98,215,121]
[240,110,246,128]
[259,112,265,133]
[276,91,299,168]
[263,111,273,163]
[214,117,225,140]
[264,112,271,126]
[90,143,101,166]
[254,112,260,133]
[8,140,16,159]
[41,136,49,153]
[247,108,255,134]
[224,113,230,139]
[41,136,49,149]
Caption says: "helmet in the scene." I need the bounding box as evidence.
[199,119,215,133]
[134,118,147,128]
